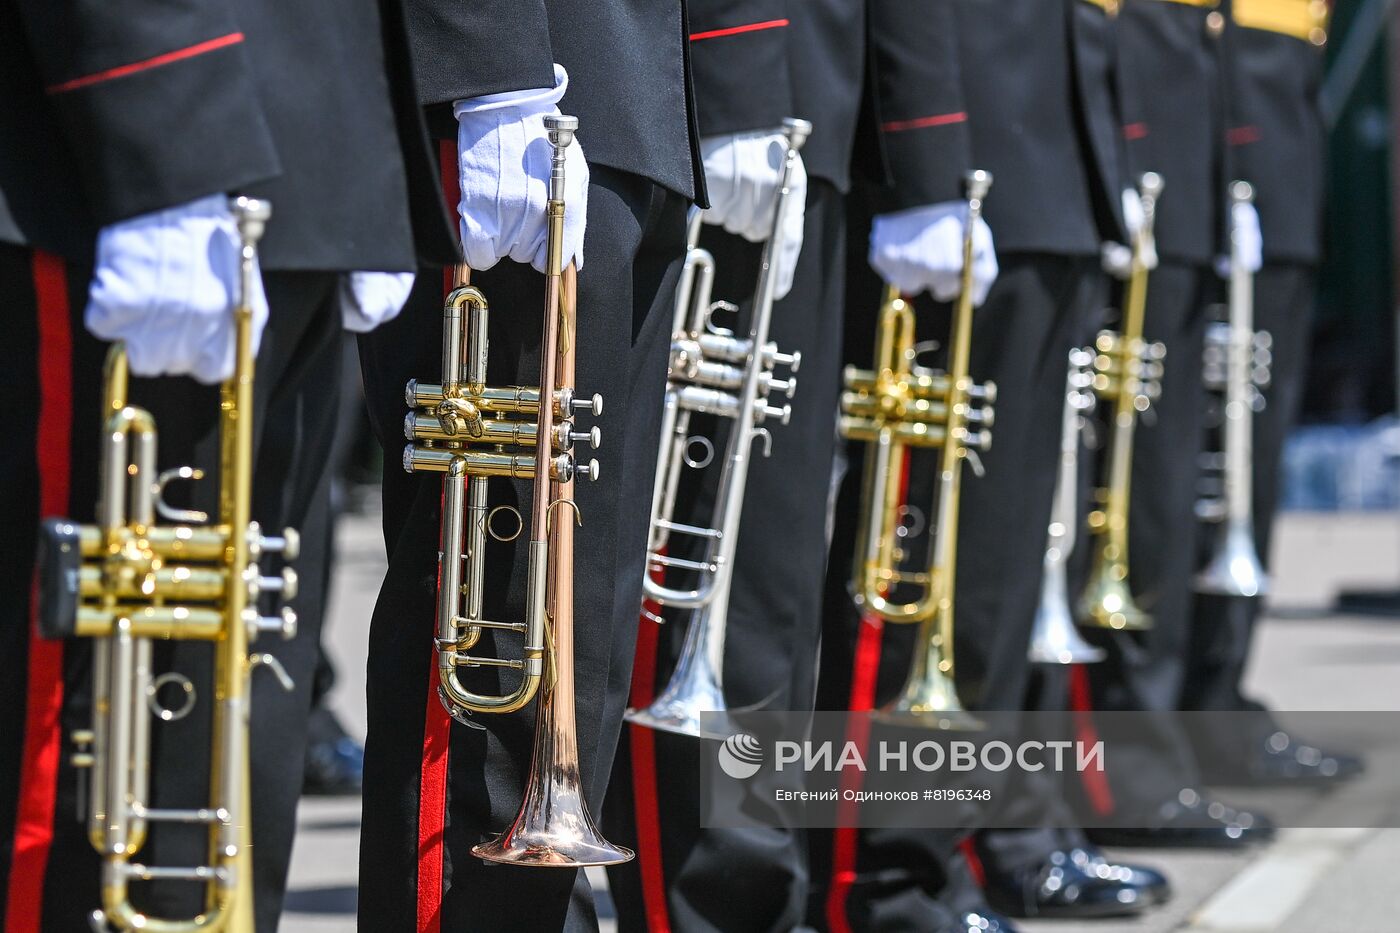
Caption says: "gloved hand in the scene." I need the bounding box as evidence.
[86,194,269,384]
[700,130,808,299]
[454,64,588,275]
[1103,187,1159,279]
[339,271,417,333]
[869,201,998,305]
[1215,200,1263,277]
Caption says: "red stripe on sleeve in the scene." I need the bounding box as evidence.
[415,142,461,933]
[690,19,790,41]
[46,32,245,94]
[880,112,968,134]
[629,562,672,932]
[5,251,73,933]
[1122,122,1150,141]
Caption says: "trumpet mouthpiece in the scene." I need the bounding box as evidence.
[964,170,993,201]
[1140,172,1164,199]
[230,196,272,243]
[1230,180,1255,204]
[783,118,814,151]
[545,114,579,151]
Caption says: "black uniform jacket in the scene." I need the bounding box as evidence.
[0,0,456,271]
[951,0,1126,255]
[1115,0,1226,266]
[405,0,703,203]
[1223,0,1327,264]
[686,0,972,211]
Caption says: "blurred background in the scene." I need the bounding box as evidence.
[280,8,1400,932]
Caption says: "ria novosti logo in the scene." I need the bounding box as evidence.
[717,733,764,779]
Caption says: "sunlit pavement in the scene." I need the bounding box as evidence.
[283,511,1400,932]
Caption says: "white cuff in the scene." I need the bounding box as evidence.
[453,64,568,118]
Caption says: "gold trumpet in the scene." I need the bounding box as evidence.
[1081,173,1167,630]
[839,170,995,730]
[37,197,298,933]
[402,114,630,866]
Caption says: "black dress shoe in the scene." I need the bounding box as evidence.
[1069,846,1171,907]
[957,909,1020,932]
[303,734,364,796]
[1087,788,1274,848]
[984,847,1166,919]
[1226,731,1365,787]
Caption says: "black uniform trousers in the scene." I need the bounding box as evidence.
[1184,264,1317,763]
[808,241,1108,932]
[355,166,687,933]
[0,242,345,932]
[602,179,846,933]
[1078,262,1212,814]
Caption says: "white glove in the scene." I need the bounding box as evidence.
[1103,187,1160,279]
[454,64,588,274]
[86,194,269,384]
[340,272,417,333]
[1215,200,1263,278]
[869,202,998,306]
[700,130,808,299]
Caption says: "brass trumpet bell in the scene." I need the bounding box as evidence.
[1079,552,1152,631]
[874,619,983,731]
[472,650,633,866]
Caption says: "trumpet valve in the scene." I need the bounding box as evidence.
[572,392,604,417]
[763,373,797,398]
[246,606,298,641]
[554,422,602,451]
[250,523,300,561]
[769,347,801,372]
[250,566,299,601]
[757,402,792,426]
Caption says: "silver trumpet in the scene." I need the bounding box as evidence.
[1196,180,1272,598]
[626,118,811,739]
[1029,347,1106,664]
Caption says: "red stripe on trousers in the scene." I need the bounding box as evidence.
[824,612,885,933]
[416,140,460,933]
[1122,122,1149,141]
[826,446,914,933]
[1068,664,1114,816]
[629,562,672,932]
[958,837,986,888]
[46,33,245,94]
[5,251,73,933]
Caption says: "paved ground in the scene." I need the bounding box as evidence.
[283,511,1400,932]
